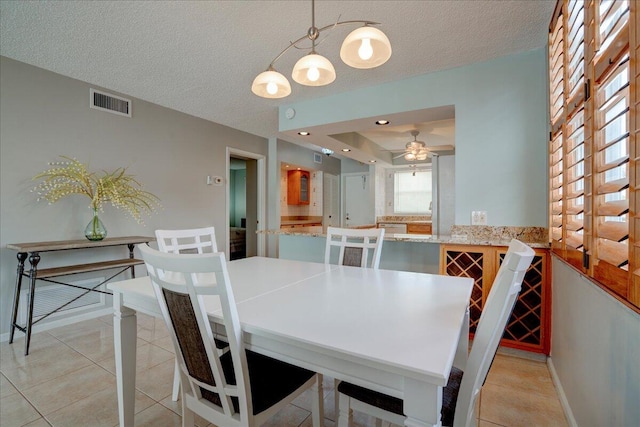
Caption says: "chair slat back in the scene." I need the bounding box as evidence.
[324,227,385,269]
[453,239,534,427]
[156,227,217,255]
[138,244,252,424]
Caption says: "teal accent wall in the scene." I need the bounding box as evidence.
[231,169,246,227]
[280,49,548,227]
[229,171,236,225]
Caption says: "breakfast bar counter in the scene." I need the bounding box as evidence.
[261,225,549,249]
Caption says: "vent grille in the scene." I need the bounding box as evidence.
[18,279,106,324]
[90,88,131,117]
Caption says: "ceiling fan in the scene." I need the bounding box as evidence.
[391,130,454,161]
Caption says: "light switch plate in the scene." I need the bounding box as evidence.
[471,211,487,225]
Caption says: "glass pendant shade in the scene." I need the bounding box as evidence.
[416,151,429,161]
[340,26,392,69]
[292,53,336,86]
[251,68,291,98]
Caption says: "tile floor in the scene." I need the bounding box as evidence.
[1,314,568,427]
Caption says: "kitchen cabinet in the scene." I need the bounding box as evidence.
[287,170,310,205]
[440,244,551,354]
[407,223,432,234]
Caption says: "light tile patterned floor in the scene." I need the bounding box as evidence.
[0,314,568,426]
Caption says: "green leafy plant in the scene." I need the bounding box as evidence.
[32,156,161,224]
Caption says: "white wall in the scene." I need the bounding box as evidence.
[0,56,268,334]
[550,258,640,426]
[279,49,548,227]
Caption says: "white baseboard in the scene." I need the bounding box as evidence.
[0,307,113,343]
[547,357,578,427]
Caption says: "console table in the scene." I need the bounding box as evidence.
[7,236,153,355]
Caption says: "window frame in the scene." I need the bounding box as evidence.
[392,168,433,215]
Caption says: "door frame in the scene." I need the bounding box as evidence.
[226,147,266,257]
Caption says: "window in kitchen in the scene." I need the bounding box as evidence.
[394,169,432,214]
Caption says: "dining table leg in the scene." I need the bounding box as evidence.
[403,377,441,427]
[113,292,137,427]
[453,308,470,371]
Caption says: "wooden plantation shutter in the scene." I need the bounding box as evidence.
[565,107,587,266]
[550,6,565,127]
[550,4,566,256]
[549,0,639,309]
[592,0,630,295]
[629,0,640,306]
[566,0,587,269]
[567,0,586,107]
[550,130,565,250]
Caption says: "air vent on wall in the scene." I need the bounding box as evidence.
[90,88,132,117]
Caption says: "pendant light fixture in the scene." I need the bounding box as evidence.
[251,0,391,99]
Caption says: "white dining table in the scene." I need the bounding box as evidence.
[108,256,473,427]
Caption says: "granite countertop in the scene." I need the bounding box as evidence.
[377,220,432,224]
[259,228,550,248]
[377,215,432,225]
[280,219,323,226]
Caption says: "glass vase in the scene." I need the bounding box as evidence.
[84,207,107,241]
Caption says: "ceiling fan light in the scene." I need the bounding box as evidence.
[404,152,416,161]
[340,26,392,69]
[407,141,423,151]
[251,69,291,98]
[292,53,336,86]
[416,151,428,161]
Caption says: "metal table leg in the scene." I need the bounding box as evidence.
[24,252,40,356]
[9,252,28,345]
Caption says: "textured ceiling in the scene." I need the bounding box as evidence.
[0,1,554,149]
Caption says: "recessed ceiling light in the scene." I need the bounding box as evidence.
[342,148,351,152]
[375,120,390,125]
[369,160,376,163]
[298,131,310,136]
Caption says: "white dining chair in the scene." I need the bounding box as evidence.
[139,244,324,427]
[155,227,227,401]
[324,226,386,414]
[156,226,218,254]
[324,226,385,269]
[335,239,535,427]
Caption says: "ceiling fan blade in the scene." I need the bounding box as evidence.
[425,144,455,152]
[392,152,408,159]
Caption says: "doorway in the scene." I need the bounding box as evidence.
[226,148,265,258]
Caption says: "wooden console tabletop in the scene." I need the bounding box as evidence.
[7,236,154,253]
[7,236,153,355]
